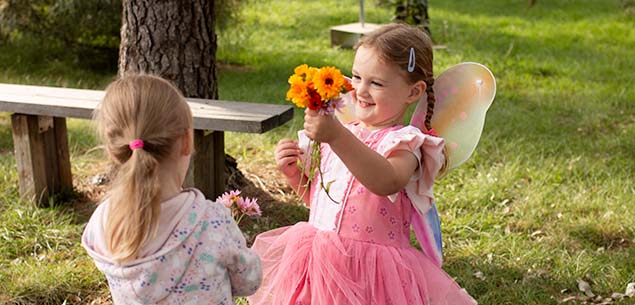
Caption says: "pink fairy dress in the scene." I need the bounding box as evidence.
[248,122,477,305]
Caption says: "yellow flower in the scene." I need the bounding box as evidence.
[288,74,304,85]
[293,64,318,82]
[306,67,318,81]
[294,64,309,77]
[286,83,309,108]
[313,66,346,100]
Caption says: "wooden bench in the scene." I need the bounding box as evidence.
[0,83,293,205]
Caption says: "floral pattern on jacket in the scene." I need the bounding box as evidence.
[82,188,262,305]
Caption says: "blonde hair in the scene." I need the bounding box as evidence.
[356,22,448,174]
[95,74,193,263]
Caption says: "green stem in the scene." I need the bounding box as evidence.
[296,140,339,204]
[236,212,245,225]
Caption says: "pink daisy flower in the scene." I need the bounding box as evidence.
[216,190,241,209]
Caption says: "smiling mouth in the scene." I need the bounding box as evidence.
[358,100,375,108]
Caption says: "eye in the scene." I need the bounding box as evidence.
[371,81,383,87]
[351,74,361,82]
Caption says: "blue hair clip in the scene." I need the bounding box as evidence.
[408,47,416,73]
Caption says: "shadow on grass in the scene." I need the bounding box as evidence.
[224,154,309,245]
[569,225,635,251]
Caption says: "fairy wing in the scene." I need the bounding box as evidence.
[411,62,496,170]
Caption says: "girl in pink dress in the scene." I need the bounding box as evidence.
[248,23,477,305]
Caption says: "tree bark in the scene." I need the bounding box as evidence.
[119,0,217,99]
[119,0,229,199]
[394,0,431,37]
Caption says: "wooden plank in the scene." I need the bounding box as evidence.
[186,130,225,199]
[0,91,290,119]
[11,114,50,204]
[10,114,73,205]
[0,83,293,133]
[211,131,225,198]
[53,117,73,191]
[0,83,104,100]
[41,117,60,194]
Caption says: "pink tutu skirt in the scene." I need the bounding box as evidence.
[247,222,477,305]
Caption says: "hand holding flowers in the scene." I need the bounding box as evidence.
[302,108,345,144]
[285,64,352,203]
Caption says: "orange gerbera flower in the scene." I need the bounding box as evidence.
[286,83,309,108]
[313,66,346,100]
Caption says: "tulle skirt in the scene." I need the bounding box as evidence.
[247,222,477,305]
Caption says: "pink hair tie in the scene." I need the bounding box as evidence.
[129,139,144,151]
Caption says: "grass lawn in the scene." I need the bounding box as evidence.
[1,0,634,304]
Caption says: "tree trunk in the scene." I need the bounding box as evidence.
[394,0,431,37]
[119,0,217,98]
[119,0,229,199]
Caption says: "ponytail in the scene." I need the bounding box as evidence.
[105,146,162,263]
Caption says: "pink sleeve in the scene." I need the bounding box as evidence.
[376,126,445,213]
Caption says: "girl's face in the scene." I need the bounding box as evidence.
[351,46,422,130]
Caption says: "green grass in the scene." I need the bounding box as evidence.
[2,0,635,304]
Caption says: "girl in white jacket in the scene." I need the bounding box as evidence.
[82,74,261,305]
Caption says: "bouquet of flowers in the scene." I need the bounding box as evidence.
[216,190,261,224]
[286,64,353,114]
[286,64,353,202]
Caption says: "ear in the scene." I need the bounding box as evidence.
[180,129,193,156]
[407,80,427,105]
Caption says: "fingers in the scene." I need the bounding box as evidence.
[303,111,343,143]
[274,139,302,177]
[275,138,300,164]
[276,138,297,148]
[275,148,300,162]
[276,156,297,170]
[304,108,318,116]
[275,139,299,154]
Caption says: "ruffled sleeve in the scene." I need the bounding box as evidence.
[376,126,445,215]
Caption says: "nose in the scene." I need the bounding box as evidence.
[355,81,369,98]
